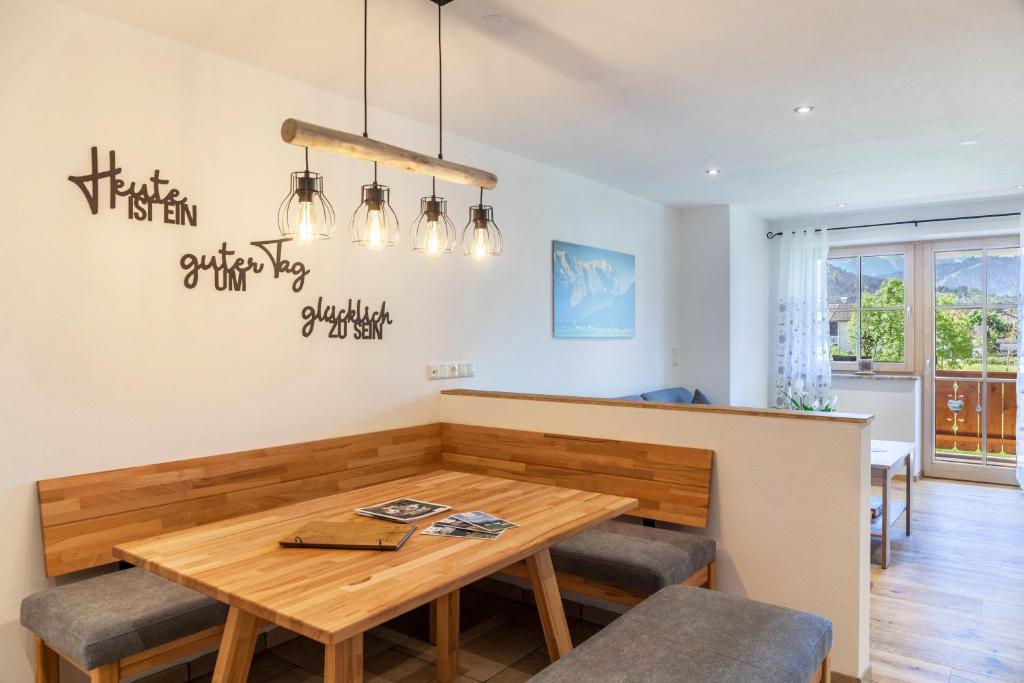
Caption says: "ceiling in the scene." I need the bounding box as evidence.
[57,0,1024,218]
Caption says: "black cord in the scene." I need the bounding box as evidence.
[363,0,368,138]
[438,1,443,160]
[304,146,309,175]
[479,187,484,206]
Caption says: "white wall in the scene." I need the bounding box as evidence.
[833,376,922,477]
[0,1,687,678]
[675,205,731,403]
[440,394,873,679]
[728,206,770,407]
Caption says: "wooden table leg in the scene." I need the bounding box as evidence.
[905,453,913,536]
[526,549,572,662]
[434,590,460,683]
[324,634,363,683]
[881,471,891,569]
[212,607,263,683]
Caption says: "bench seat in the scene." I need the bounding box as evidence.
[530,585,832,683]
[21,568,227,671]
[550,520,715,594]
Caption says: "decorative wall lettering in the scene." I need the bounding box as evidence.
[301,297,393,340]
[180,239,309,292]
[68,147,198,226]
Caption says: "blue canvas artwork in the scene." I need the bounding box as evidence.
[553,241,635,338]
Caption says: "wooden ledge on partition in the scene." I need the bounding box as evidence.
[440,389,874,424]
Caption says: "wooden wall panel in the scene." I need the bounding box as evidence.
[440,423,712,528]
[38,425,442,576]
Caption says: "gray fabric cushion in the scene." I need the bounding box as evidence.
[640,387,694,403]
[21,568,227,670]
[550,520,715,594]
[530,585,833,683]
[692,388,713,405]
[615,394,645,402]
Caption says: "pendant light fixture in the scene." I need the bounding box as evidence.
[278,146,336,244]
[350,0,400,249]
[411,1,457,256]
[462,187,503,260]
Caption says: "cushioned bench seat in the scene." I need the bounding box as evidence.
[550,520,715,594]
[21,568,227,671]
[530,585,833,683]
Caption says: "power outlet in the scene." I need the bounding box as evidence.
[427,361,477,380]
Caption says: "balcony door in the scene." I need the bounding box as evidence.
[924,237,1020,485]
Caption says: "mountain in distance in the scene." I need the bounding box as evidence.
[828,252,1019,302]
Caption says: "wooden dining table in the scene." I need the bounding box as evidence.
[114,470,637,683]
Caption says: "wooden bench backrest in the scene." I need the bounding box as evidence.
[37,424,442,576]
[440,423,713,528]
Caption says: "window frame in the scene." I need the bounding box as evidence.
[827,243,915,373]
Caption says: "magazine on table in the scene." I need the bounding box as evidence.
[451,511,518,533]
[431,515,488,532]
[422,524,500,540]
[424,511,518,540]
[355,498,450,523]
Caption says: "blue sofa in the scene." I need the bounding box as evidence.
[617,386,714,405]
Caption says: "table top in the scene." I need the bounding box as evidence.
[114,470,636,644]
[871,439,915,470]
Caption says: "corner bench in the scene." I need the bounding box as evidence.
[24,421,715,680]
[529,585,833,683]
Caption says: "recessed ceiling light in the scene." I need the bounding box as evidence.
[960,140,979,146]
[1016,184,1024,190]
[835,202,848,208]
[481,14,507,28]
[705,168,721,176]
[794,105,814,115]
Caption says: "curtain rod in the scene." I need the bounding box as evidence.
[765,211,1022,239]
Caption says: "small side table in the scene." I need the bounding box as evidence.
[870,439,914,568]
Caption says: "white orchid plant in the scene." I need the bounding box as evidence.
[783,379,838,413]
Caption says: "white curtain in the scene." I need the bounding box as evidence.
[1016,215,1024,489]
[775,228,832,409]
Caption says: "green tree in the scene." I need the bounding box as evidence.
[848,279,906,362]
[934,294,975,370]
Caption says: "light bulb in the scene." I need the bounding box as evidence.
[425,219,442,256]
[471,227,490,260]
[366,208,385,249]
[295,199,318,245]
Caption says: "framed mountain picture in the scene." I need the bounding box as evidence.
[552,241,635,338]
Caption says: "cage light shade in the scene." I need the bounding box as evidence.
[461,204,503,260]
[411,196,457,256]
[278,171,336,244]
[350,183,400,249]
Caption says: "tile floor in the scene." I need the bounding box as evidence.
[162,586,605,683]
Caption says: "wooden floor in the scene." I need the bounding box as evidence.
[870,477,1024,682]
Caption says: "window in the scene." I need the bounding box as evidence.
[827,246,912,371]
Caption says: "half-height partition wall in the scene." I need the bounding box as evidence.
[439,389,873,680]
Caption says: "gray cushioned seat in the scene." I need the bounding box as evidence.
[641,387,694,403]
[530,585,833,683]
[21,568,228,670]
[550,520,715,594]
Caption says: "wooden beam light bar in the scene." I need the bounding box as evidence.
[281,118,498,190]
